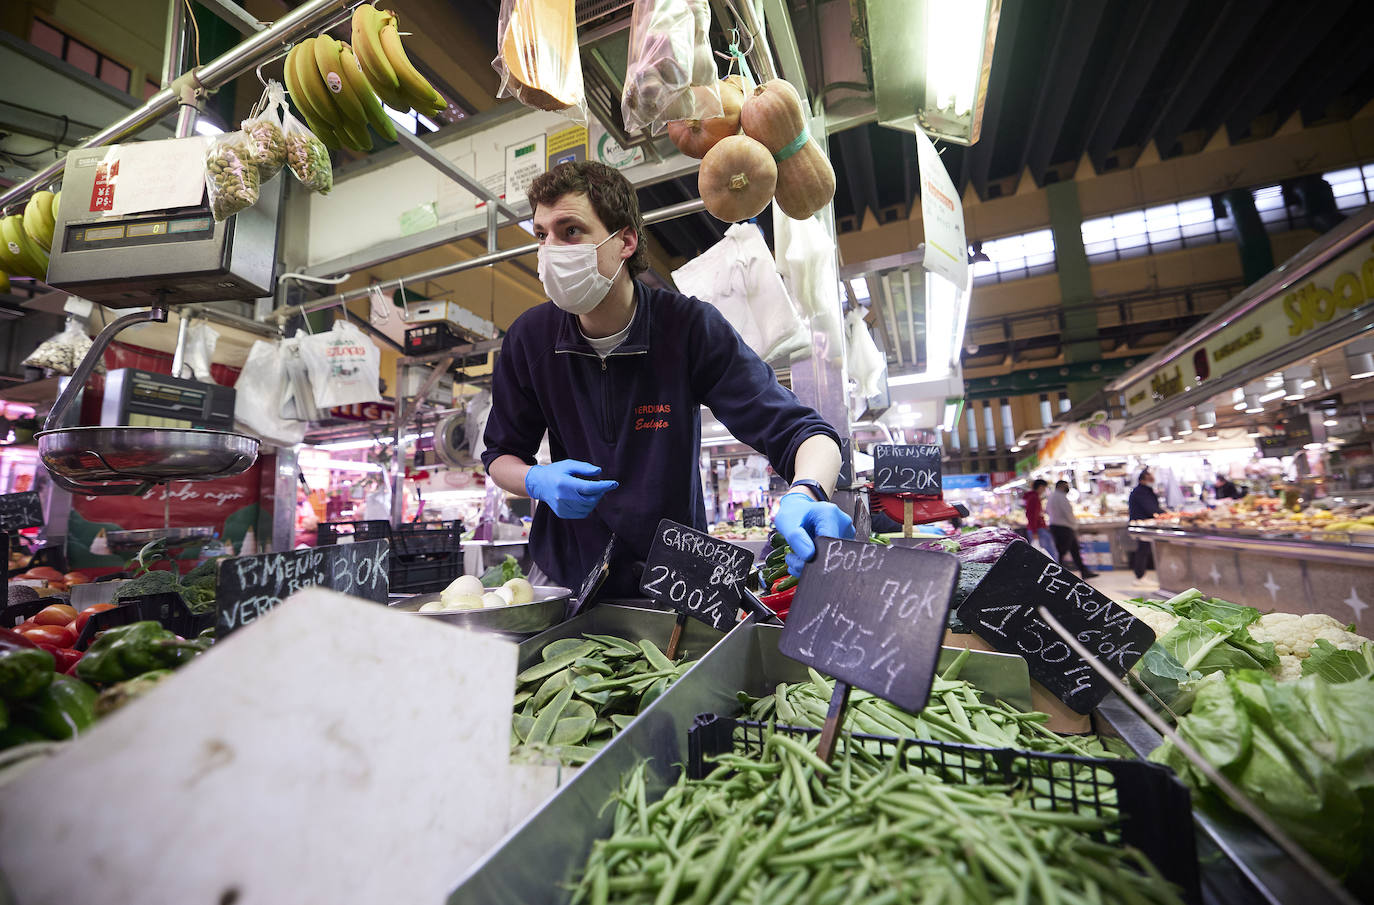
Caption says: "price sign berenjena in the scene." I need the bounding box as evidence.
[0,491,43,531]
[956,540,1156,714]
[215,540,390,638]
[742,507,766,529]
[640,519,751,631]
[778,539,959,712]
[873,444,942,495]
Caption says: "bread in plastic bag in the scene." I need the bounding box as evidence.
[623,0,721,134]
[204,131,260,221]
[242,81,289,182]
[284,110,333,195]
[492,0,588,123]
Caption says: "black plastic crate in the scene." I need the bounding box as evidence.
[318,520,392,545]
[388,552,462,594]
[72,592,213,649]
[687,713,1201,903]
[392,520,463,557]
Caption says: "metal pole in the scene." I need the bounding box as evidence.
[390,127,522,224]
[390,357,406,526]
[170,312,191,378]
[272,197,708,321]
[161,0,189,88]
[0,0,351,208]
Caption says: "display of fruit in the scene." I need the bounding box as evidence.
[22,191,56,253]
[739,78,835,220]
[0,212,48,280]
[351,4,446,117]
[667,75,744,159]
[698,134,776,223]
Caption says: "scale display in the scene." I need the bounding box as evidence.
[101,369,236,431]
[62,213,215,252]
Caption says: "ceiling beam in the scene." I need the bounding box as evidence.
[1082,0,1189,172]
[1142,0,1265,156]
[1021,1,1107,185]
[1280,17,1374,125]
[1220,0,1355,142]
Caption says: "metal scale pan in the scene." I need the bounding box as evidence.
[35,305,260,496]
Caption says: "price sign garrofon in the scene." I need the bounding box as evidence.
[641,519,751,656]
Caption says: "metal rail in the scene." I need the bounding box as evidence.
[0,0,352,209]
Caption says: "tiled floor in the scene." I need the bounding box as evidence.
[1084,568,1162,602]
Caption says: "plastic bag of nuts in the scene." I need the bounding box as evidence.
[204,131,260,221]
[283,111,332,195]
[241,80,288,181]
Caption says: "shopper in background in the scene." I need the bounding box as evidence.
[1128,469,1163,581]
[483,162,853,596]
[1023,479,1056,557]
[1048,480,1098,578]
[1214,474,1245,500]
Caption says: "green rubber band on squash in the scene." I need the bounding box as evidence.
[773,126,810,163]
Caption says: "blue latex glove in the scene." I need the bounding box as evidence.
[774,491,856,577]
[525,460,619,519]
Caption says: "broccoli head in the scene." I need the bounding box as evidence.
[182,558,221,585]
[112,568,180,602]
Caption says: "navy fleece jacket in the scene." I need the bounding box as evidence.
[482,281,838,596]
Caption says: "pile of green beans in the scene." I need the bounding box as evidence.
[741,650,1123,760]
[571,733,1183,905]
[513,634,696,766]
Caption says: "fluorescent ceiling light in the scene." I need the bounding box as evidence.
[193,119,223,136]
[383,104,418,134]
[1325,418,1339,427]
[1258,389,1286,403]
[848,278,871,301]
[417,113,440,131]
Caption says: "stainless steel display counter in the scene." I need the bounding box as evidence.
[1130,526,1374,634]
[1078,518,1131,570]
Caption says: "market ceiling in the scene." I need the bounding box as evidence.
[437,0,1374,263]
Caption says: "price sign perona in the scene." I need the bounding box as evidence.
[873,444,942,495]
[640,519,751,631]
[778,539,958,712]
[215,540,390,638]
[956,540,1155,714]
[0,492,44,532]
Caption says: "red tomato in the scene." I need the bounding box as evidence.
[25,567,65,581]
[63,572,92,585]
[13,620,37,634]
[33,604,77,626]
[73,603,118,636]
[20,624,77,648]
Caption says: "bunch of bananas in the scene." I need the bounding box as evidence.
[283,5,445,153]
[0,190,59,282]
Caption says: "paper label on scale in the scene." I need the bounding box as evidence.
[90,139,208,217]
[914,126,968,291]
[504,135,546,204]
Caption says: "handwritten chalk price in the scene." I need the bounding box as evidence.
[872,444,942,494]
[640,520,752,631]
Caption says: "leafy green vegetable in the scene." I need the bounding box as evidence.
[1158,619,1269,675]
[480,555,524,588]
[1302,640,1374,683]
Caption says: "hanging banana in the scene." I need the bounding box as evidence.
[22,191,56,253]
[351,4,446,116]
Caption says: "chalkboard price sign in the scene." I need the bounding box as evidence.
[215,540,390,638]
[837,438,854,490]
[741,507,766,529]
[572,535,617,617]
[956,540,1155,714]
[872,445,942,495]
[640,519,751,631]
[778,539,959,712]
[0,492,43,532]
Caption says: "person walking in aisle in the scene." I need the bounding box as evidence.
[1128,469,1164,582]
[1048,480,1098,578]
[1023,479,1057,558]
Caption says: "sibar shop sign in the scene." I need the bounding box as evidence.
[1122,238,1374,418]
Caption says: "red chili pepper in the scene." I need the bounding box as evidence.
[35,643,83,674]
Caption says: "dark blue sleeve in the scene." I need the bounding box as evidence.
[481,316,546,470]
[685,298,839,482]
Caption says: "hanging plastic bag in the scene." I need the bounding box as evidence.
[297,320,382,410]
[622,0,722,134]
[204,131,260,221]
[845,306,885,399]
[180,320,220,383]
[672,223,809,363]
[278,335,322,424]
[492,0,588,123]
[774,212,844,363]
[233,340,306,447]
[241,81,289,183]
[283,110,333,195]
[22,317,95,375]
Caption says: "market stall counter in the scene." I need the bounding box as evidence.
[1130,525,1374,635]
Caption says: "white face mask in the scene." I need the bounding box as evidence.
[537,231,625,315]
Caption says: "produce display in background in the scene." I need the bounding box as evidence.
[511,634,695,766]
[1144,496,1374,541]
[421,572,533,612]
[111,539,221,616]
[20,318,94,376]
[572,737,1184,905]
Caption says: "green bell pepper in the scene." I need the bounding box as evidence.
[0,648,55,701]
[75,621,204,684]
[13,674,97,740]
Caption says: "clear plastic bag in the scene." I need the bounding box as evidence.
[22,317,96,375]
[622,0,721,134]
[233,339,307,448]
[491,0,588,123]
[297,321,381,409]
[283,111,333,195]
[204,131,260,221]
[241,81,288,183]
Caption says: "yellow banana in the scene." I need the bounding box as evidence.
[13,214,50,278]
[378,19,445,114]
[352,5,400,95]
[341,41,396,141]
[23,191,55,253]
[2,216,44,279]
[284,43,322,127]
[313,35,367,127]
[52,190,61,220]
[294,38,344,129]
[0,270,9,293]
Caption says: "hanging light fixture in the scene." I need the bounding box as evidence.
[1232,388,1247,411]
[1283,366,1310,401]
[1347,336,1374,380]
[1176,416,1193,436]
[1243,383,1265,414]
[1158,418,1174,441]
[1197,404,1216,428]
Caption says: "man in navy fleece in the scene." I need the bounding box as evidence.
[482,162,853,597]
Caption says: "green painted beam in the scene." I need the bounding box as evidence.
[963,356,1142,399]
[1046,181,1097,401]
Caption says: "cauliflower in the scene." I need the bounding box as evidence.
[1269,654,1305,682]
[1118,600,1181,639]
[1247,612,1370,659]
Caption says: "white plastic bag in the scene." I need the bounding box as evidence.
[622,0,721,134]
[180,320,220,383]
[845,306,885,398]
[297,320,382,409]
[204,130,259,221]
[774,212,845,362]
[672,223,809,363]
[283,110,333,194]
[241,81,288,183]
[233,340,306,447]
[278,335,322,423]
[492,0,588,123]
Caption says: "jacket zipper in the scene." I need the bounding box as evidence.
[555,348,648,445]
